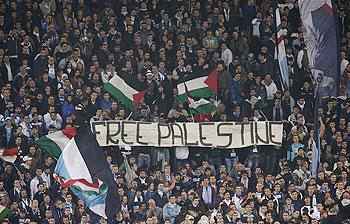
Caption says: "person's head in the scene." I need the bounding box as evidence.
[274,98,281,107]
[224,191,231,200]
[298,97,305,105]
[321,181,329,190]
[45,209,52,218]
[233,105,241,113]
[35,168,42,177]
[255,75,262,84]
[55,199,63,209]
[169,195,176,204]
[148,198,156,208]
[185,214,195,223]
[330,173,337,182]
[234,73,241,81]
[292,106,300,114]
[90,92,98,101]
[264,187,272,196]
[66,193,73,202]
[139,202,147,211]
[64,207,71,216]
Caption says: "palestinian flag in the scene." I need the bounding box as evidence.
[188,97,216,114]
[275,6,289,90]
[0,205,10,221]
[245,96,264,110]
[54,125,120,219]
[104,74,147,110]
[0,147,18,163]
[177,69,218,104]
[35,128,76,159]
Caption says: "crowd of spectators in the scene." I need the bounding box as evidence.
[1,0,350,223]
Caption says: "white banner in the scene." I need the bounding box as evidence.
[91,121,283,149]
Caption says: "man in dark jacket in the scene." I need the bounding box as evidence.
[217,62,232,101]
[32,47,49,82]
[86,92,100,119]
[230,73,244,105]
[257,52,274,77]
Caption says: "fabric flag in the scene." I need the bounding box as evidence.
[0,205,10,221]
[245,96,263,110]
[275,6,289,90]
[35,128,76,159]
[177,69,218,104]
[188,97,216,114]
[299,0,340,176]
[53,125,120,219]
[104,74,147,110]
[0,147,18,163]
[311,139,320,176]
[299,0,340,97]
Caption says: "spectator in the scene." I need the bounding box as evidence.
[163,195,181,224]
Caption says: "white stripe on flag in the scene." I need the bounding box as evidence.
[108,75,138,100]
[186,77,208,91]
[90,204,106,218]
[0,156,17,163]
[62,138,93,182]
[47,131,72,152]
[189,98,211,109]
[177,82,186,96]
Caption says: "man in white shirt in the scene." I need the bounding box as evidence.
[47,56,56,79]
[151,66,165,86]
[341,51,349,75]
[221,42,233,68]
[262,74,277,101]
[30,168,44,199]
[3,55,13,82]
[45,112,62,130]
[44,106,63,129]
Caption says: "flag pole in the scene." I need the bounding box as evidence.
[311,83,320,176]
[183,83,195,122]
[126,110,133,120]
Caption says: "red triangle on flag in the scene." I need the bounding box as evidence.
[204,69,218,95]
[133,90,147,108]
[2,147,18,156]
[61,128,77,139]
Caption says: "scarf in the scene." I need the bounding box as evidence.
[202,186,212,204]
[233,112,240,117]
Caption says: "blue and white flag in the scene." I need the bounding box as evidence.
[54,126,120,219]
[299,0,340,176]
[299,0,340,97]
[275,6,289,90]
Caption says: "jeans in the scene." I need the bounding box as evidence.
[157,148,170,169]
[245,153,260,170]
[225,157,239,173]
